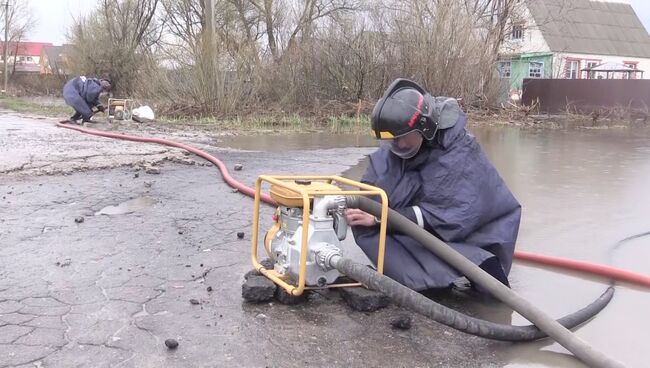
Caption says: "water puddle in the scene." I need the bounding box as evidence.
[216,132,378,151]
[95,196,157,216]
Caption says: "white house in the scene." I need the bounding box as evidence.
[498,0,650,94]
[0,41,53,74]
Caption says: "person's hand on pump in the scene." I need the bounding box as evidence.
[344,208,378,227]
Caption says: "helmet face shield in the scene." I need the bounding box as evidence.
[371,78,439,141]
[382,130,424,159]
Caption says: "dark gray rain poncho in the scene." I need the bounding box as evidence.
[62,76,104,121]
[352,108,521,291]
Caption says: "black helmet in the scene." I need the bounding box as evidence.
[371,78,438,140]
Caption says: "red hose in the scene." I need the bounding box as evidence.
[57,121,650,289]
[56,121,276,205]
[514,250,650,288]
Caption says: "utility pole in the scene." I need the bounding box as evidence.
[205,0,215,50]
[3,1,9,94]
[203,0,216,96]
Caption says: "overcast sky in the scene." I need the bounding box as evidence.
[29,0,97,45]
[25,0,650,45]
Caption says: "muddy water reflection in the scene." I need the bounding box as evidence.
[216,132,378,151]
[225,127,650,367]
[95,196,157,215]
[473,127,650,367]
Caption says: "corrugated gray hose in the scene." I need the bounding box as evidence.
[339,195,624,368]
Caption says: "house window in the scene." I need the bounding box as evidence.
[528,61,544,78]
[26,56,32,61]
[18,56,24,62]
[498,61,511,78]
[624,62,638,79]
[511,24,524,40]
[566,60,580,79]
[585,61,599,78]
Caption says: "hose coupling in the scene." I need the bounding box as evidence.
[314,243,342,272]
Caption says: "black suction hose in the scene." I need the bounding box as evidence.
[331,257,613,341]
[343,195,625,368]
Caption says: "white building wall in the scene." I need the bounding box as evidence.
[5,55,41,64]
[552,53,650,79]
[499,4,550,55]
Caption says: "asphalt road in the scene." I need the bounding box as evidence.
[1,112,525,368]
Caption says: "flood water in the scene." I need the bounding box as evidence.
[216,131,378,151]
[95,196,158,216]
[222,126,650,367]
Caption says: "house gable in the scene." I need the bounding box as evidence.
[0,41,53,57]
[499,3,551,56]
[526,0,650,58]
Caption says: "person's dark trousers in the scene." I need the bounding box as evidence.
[70,112,82,121]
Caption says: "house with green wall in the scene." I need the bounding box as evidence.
[498,0,650,100]
[499,53,552,91]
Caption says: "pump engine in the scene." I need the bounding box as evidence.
[250,175,389,296]
[265,181,347,286]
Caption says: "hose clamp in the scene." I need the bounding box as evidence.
[314,243,342,271]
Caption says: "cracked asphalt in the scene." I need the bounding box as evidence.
[5,111,650,367]
[1,112,515,368]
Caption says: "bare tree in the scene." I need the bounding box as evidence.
[153,0,259,115]
[67,0,162,95]
[159,0,203,63]
[0,0,37,77]
[66,0,527,117]
[363,0,522,107]
[318,12,387,101]
[250,0,359,63]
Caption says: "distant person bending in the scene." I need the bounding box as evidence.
[60,75,111,124]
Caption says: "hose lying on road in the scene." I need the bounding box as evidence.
[344,195,625,368]
[55,121,650,288]
[56,123,650,287]
[333,255,613,341]
[55,121,277,205]
[57,122,632,367]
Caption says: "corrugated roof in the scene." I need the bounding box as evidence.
[526,0,650,58]
[0,41,53,56]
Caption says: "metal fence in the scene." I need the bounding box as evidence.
[521,78,650,113]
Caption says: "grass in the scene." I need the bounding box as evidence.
[0,95,70,117]
[0,94,373,133]
[326,115,368,133]
[158,112,371,134]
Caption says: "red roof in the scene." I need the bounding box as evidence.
[0,41,53,56]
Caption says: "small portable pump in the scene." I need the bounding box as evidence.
[250,175,389,296]
[107,98,135,122]
[266,181,346,287]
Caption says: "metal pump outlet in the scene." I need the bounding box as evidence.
[267,195,347,287]
[250,175,390,296]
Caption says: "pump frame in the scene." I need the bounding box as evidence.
[107,98,135,122]
[251,175,389,296]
